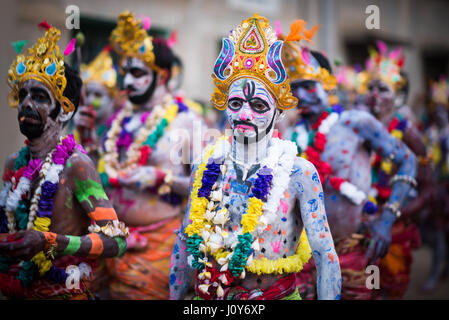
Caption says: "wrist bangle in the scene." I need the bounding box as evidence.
[43,232,58,259]
[384,202,401,219]
[390,174,417,188]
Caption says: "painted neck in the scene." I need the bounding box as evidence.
[231,133,271,166]
[28,126,62,161]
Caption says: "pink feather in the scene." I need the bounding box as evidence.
[275,20,282,38]
[167,31,177,48]
[389,47,402,60]
[141,16,151,30]
[376,40,387,54]
[63,38,76,56]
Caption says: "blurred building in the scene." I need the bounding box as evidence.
[0,0,449,163]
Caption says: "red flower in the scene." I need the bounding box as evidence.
[330,177,345,191]
[314,132,327,153]
[139,146,152,166]
[305,146,320,165]
[318,161,332,182]
[374,183,392,199]
[387,117,400,132]
[311,111,329,130]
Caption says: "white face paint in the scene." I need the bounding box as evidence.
[85,81,112,121]
[292,79,329,115]
[226,78,278,143]
[121,57,154,98]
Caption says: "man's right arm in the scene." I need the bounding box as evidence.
[169,164,197,300]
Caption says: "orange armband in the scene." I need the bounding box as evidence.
[88,207,118,221]
[87,233,104,258]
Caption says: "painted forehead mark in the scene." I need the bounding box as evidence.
[243,80,255,101]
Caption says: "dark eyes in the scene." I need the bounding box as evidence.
[228,98,269,113]
[250,100,268,112]
[229,99,243,110]
[18,88,49,103]
[368,84,389,93]
[129,68,147,78]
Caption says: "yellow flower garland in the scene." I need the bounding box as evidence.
[186,136,312,275]
[246,229,311,275]
[185,137,225,237]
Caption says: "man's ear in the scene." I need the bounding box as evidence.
[275,109,286,123]
[58,109,74,123]
[157,69,169,86]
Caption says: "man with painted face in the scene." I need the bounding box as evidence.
[364,43,429,299]
[282,23,417,300]
[0,24,128,299]
[74,47,121,162]
[102,11,205,300]
[169,14,341,300]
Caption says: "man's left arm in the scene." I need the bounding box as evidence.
[347,111,417,263]
[0,152,128,261]
[293,158,341,300]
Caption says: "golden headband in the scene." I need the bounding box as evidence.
[211,13,297,110]
[81,48,117,94]
[109,11,160,73]
[7,27,75,113]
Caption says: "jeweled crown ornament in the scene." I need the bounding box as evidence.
[280,20,337,91]
[365,40,406,92]
[211,13,297,110]
[81,47,117,94]
[7,26,75,113]
[109,11,160,73]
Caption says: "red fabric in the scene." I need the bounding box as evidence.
[337,237,375,300]
[221,273,297,300]
[377,222,421,299]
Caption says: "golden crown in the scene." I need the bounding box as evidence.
[365,41,406,92]
[280,20,336,91]
[109,11,160,73]
[7,27,75,113]
[81,48,117,94]
[335,65,369,94]
[211,13,297,110]
[430,77,448,107]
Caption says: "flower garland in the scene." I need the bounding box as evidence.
[292,105,367,205]
[363,113,408,214]
[185,136,311,299]
[0,135,85,295]
[98,94,188,188]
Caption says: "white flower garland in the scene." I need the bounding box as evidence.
[196,137,297,273]
[103,95,174,179]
